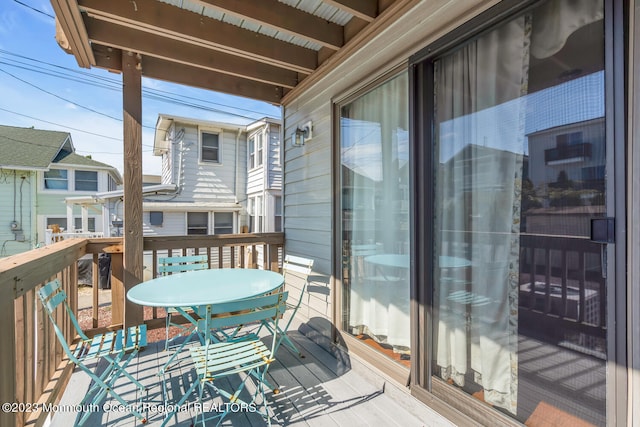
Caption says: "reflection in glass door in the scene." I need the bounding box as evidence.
[429,0,608,424]
[340,73,410,366]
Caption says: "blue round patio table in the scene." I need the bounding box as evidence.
[127,268,284,374]
[127,268,284,308]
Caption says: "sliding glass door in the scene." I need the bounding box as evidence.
[415,0,613,424]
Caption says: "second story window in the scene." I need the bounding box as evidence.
[201,131,220,163]
[187,212,208,235]
[249,133,263,169]
[44,169,68,190]
[75,170,98,191]
[274,196,282,232]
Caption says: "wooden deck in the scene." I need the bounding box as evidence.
[49,319,442,427]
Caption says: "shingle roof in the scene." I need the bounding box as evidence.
[0,125,71,170]
[56,152,115,169]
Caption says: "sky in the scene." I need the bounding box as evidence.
[0,1,281,176]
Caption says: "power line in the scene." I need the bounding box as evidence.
[0,107,121,141]
[0,68,123,122]
[13,0,55,19]
[0,49,277,119]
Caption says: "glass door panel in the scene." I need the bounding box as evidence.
[431,0,607,424]
[340,73,411,366]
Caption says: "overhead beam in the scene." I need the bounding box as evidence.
[85,17,299,88]
[50,0,95,67]
[77,0,317,73]
[323,0,377,22]
[141,57,286,104]
[191,0,344,50]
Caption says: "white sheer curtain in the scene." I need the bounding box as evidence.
[341,74,410,350]
[433,16,530,414]
[433,0,604,414]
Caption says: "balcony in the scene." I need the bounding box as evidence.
[0,234,431,427]
[544,142,592,165]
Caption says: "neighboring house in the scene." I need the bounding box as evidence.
[0,125,122,257]
[93,115,282,238]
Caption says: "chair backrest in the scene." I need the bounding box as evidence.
[283,255,314,303]
[158,254,209,275]
[283,255,314,283]
[202,291,289,331]
[36,279,87,360]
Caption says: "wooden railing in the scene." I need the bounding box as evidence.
[518,234,606,352]
[0,232,284,427]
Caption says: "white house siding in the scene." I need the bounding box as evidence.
[0,170,36,256]
[282,0,499,340]
[247,168,264,195]
[163,123,247,205]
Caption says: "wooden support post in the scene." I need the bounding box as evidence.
[122,51,144,328]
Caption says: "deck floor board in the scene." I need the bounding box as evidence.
[50,322,426,427]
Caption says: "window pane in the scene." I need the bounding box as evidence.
[340,73,410,366]
[74,217,96,232]
[214,212,233,234]
[75,170,98,191]
[47,218,67,230]
[202,132,219,162]
[44,169,68,190]
[187,212,208,235]
[274,196,282,232]
[249,137,256,169]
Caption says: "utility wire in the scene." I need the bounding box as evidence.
[0,107,121,141]
[0,49,276,119]
[0,68,123,122]
[13,0,55,19]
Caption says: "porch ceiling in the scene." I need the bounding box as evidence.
[51,0,411,104]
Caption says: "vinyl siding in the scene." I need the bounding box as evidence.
[167,124,246,204]
[281,0,498,337]
[142,211,186,236]
[0,170,36,256]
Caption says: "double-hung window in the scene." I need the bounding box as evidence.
[187,212,208,235]
[201,131,220,163]
[75,170,98,191]
[213,212,233,234]
[249,133,263,169]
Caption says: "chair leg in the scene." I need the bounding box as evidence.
[76,355,147,426]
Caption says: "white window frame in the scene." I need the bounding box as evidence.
[43,168,69,191]
[74,170,98,192]
[248,131,264,170]
[199,128,222,164]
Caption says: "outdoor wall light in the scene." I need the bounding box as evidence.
[292,121,313,146]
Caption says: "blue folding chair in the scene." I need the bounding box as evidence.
[158,254,209,351]
[259,255,313,357]
[37,279,147,426]
[161,291,289,427]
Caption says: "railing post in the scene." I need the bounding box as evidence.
[269,244,279,272]
[0,286,17,427]
[104,245,125,327]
